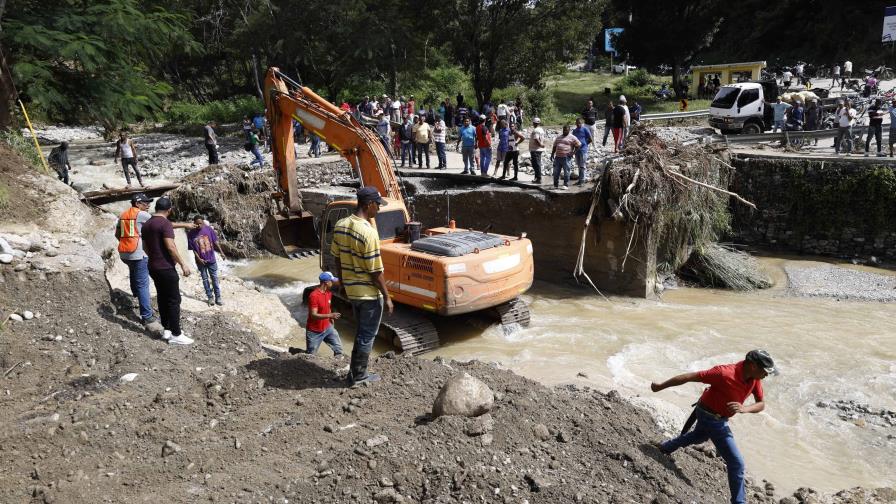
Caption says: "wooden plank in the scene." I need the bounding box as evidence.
[80,183,180,205]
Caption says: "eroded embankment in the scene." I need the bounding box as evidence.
[731,155,896,262]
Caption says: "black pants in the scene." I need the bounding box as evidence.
[121,158,144,186]
[866,123,883,153]
[502,150,519,178]
[149,268,182,336]
[52,164,69,184]
[416,142,430,168]
[206,143,219,164]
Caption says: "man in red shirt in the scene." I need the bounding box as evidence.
[476,115,492,176]
[650,350,778,504]
[305,272,344,356]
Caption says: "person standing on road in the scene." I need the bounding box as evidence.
[414,116,432,169]
[650,350,777,504]
[843,60,852,81]
[457,117,477,174]
[806,100,821,145]
[187,214,226,306]
[603,101,615,147]
[581,99,599,143]
[375,111,393,158]
[330,187,394,386]
[888,99,896,157]
[305,271,344,357]
[142,196,195,345]
[550,124,581,190]
[433,114,447,170]
[771,97,791,133]
[204,121,219,165]
[499,122,525,180]
[835,99,856,155]
[832,64,841,87]
[528,117,546,184]
[114,132,145,188]
[612,101,626,152]
[865,99,884,157]
[399,116,415,167]
[47,141,73,185]
[781,68,793,89]
[115,193,163,335]
[476,115,492,176]
[572,118,593,186]
[308,132,322,158]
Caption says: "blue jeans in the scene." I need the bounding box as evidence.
[350,297,383,354]
[401,142,413,166]
[461,145,475,172]
[309,136,321,157]
[661,409,746,504]
[306,325,343,355]
[479,147,492,175]
[435,142,446,168]
[575,144,589,181]
[250,145,264,165]
[552,156,570,187]
[124,257,154,322]
[772,119,785,133]
[197,261,221,301]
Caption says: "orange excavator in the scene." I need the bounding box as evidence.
[261,68,533,354]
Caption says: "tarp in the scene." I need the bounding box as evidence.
[883,6,896,42]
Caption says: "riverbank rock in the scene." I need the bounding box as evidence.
[432,372,494,418]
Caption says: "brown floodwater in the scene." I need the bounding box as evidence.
[233,255,896,495]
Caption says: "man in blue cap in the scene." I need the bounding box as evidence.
[305,271,344,356]
[330,186,394,385]
[650,349,778,504]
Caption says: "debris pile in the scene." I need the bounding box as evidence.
[602,124,764,288]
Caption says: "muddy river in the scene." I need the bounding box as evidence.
[231,255,896,495]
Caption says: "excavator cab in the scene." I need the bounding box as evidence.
[261,210,318,258]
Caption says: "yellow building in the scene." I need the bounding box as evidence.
[691,61,767,86]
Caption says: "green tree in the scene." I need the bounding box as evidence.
[1,0,197,134]
[438,0,604,110]
[609,0,723,96]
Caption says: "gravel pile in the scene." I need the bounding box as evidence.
[785,264,896,301]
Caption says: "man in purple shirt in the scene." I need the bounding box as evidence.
[187,214,227,306]
[142,196,195,345]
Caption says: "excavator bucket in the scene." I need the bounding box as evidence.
[261,212,318,258]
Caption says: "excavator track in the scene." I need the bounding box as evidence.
[491,298,531,335]
[381,306,440,356]
[286,248,320,259]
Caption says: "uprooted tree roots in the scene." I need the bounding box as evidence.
[601,124,766,290]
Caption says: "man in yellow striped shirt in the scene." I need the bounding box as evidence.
[331,186,394,385]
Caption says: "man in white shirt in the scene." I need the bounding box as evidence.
[528,117,546,184]
[835,100,856,155]
[497,100,508,123]
[391,98,402,123]
[782,69,793,88]
[375,112,392,157]
[433,114,447,170]
[843,60,852,79]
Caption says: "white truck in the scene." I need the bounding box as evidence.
[708,80,779,134]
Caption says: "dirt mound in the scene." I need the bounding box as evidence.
[0,144,49,226]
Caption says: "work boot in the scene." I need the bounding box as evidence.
[348,350,378,386]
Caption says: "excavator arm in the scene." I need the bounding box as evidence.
[263,67,404,206]
[260,67,407,257]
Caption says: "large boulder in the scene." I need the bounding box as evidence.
[432,372,494,418]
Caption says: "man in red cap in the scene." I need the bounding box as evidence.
[650,349,778,504]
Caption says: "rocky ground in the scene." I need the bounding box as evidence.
[4,134,895,503]
[784,264,896,301]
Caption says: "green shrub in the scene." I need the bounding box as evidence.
[0,129,43,169]
[164,96,263,126]
[620,69,653,88]
[405,65,473,107]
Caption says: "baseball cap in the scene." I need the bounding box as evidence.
[746,349,778,376]
[131,193,153,204]
[154,196,173,211]
[618,95,627,103]
[479,114,486,120]
[319,271,338,282]
[533,117,541,124]
[357,186,387,207]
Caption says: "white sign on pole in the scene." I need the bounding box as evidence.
[883,6,896,42]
